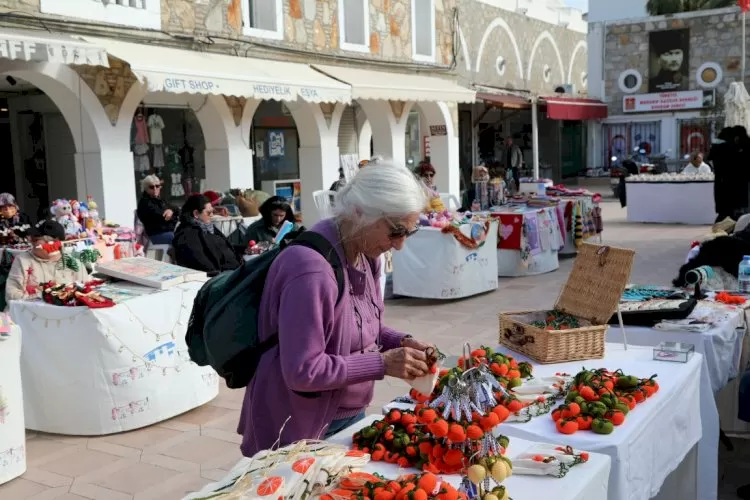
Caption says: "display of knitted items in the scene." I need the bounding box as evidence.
[622,286,686,302]
[0,224,32,246]
[592,206,603,234]
[171,173,185,197]
[494,214,523,250]
[573,203,583,248]
[530,310,581,330]
[72,248,102,272]
[441,221,491,249]
[41,279,114,308]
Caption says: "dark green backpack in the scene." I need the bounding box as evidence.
[185,230,344,389]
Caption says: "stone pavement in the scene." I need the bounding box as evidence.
[1,199,741,500]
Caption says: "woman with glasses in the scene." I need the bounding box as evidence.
[136,175,179,245]
[238,161,433,457]
[172,194,240,277]
[417,161,438,193]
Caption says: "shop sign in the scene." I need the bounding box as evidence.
[163,78,219,92]
[623,89,715,113]
[429,125,447,136]
[0,37,108,66]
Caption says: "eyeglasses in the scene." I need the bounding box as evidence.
[423,173,435,178]
[386,219,420,239]
[148,184,161,189]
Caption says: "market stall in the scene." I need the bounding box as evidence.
[490,206,562,277]
[327,415,611,500]
[383,344,705,500]
[391,220,499,299]
[626,174,715,225]
[9,280,219,435]
[556,196,602,255]
[0,321,24,485]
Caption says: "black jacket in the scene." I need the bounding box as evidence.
[0,212,32,230]
[137,193,178,237]
[243,219,278,246]
[173,220,240,276]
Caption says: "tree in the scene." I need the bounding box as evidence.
[646,0,737,15]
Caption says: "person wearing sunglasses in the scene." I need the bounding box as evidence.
[417,161,437,192]
[5,220,89,303]
[136,175,179,246]
[239,161,434,457]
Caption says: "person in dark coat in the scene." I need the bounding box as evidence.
[708,127,735,222]
[243,196,299,246]
[616,158,639,208]
[172,194,239,277]
[136,175,179,245]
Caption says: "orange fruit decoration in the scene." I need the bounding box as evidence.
[256,476,283,496]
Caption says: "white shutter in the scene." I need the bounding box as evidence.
[343,0,366,45]
[250,0,277,31]
[414,0,433,57]
[337,106,358,155]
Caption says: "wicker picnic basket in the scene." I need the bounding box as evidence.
[498,243,635,363]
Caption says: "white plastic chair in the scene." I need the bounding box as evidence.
[312,189,336,219]
[439,193,461,211]
[146,243,173,263]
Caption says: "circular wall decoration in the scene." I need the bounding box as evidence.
[696,62,722,88]
[495,56,506,76]
[581,71,588,88]
[618,69,642,94]
[543,64,551,82]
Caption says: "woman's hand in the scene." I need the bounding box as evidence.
[163,209,174,221]
[401,336,433,352]
[382,347,430,380]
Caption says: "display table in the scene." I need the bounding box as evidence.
[0,323,25,485]
[328,415,610,500]
[383,344,707,500]
[391,221,498,299]
[557,196,602,255]
[626,181,715,225]
[491,207,562,277]
[8,281,219,435]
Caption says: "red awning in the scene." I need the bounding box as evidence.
[544,97,608,120]
[477,91,531,109]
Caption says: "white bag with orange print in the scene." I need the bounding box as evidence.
[183,442,370,500]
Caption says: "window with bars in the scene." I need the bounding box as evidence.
[339,0,369,50]
[411,0,435,61]
[677,117,723,158]
[600,121,661,168]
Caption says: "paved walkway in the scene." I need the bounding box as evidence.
[2,200,735,500]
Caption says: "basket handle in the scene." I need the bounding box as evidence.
[503,325,535,347]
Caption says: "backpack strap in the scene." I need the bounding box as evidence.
[287,231,346,304]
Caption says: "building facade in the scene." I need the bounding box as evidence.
[452,0,591,182]
[0,0,473,226]
[587,6,744,170]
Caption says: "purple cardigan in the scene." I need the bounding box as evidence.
[238,219,406,456]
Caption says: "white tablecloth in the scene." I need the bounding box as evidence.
[606,310,744,500]
[626,182,715,225]
[0,325,25,485]
[497,248,559,276]
[391,222,498,299]
[491,207,562,277]
[9,282,219,435]
[383,344,705,500]
[327,415,610,500]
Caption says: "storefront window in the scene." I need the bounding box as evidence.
[251,101,300,196]
[405,110,421,168]
[131,106,205,203]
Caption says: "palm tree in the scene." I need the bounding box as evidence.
[646,0,737,15]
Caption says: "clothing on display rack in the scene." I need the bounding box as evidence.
[134,113,149,145]
[152,145,165,169]
[133,143,150,173]
[148,113,165,145]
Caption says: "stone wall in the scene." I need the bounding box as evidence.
[603,9,743,115]
[455,0,587,95]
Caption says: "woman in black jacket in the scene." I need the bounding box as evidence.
[243,196,298,245]
[173,194,240,276]
[136,175,178,245]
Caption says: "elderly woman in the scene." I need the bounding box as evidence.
[5,220,88,301]
[0,193,32,230]
[136,175,178,245]
[173,194,240,276]
[239,162,433,456]
[243,196,297,246]
[682,152,712,175]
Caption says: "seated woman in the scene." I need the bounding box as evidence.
[682,152,712,175]
[173,194,240,277]
[243,196,298,245]
[238,161,434,456]
[0,193,32,230]
[5,220,89,302]
[417,161,438,195]
[136,175,178,245]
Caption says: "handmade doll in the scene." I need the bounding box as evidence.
[51,199,83,237]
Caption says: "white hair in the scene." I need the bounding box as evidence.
[333,160,427,225]
[140,175,161,192]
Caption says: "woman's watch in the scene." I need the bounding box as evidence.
[400,335,413,347]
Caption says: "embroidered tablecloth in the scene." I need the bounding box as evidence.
[0,322,25,485]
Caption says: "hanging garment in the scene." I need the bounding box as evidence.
[573,202,584,248]
[134,114,149,145]
[525,213,541,256]
[133,143,150,173]
[148,113,165,145]
[496,214,523,250]
[152,144,165,169]
[171,173,185,197]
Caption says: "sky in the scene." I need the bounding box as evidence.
[563,0,588,12]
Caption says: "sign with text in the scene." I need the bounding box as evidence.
[623,89,715,113]
[429,125,447,136]
[0,37,108,66]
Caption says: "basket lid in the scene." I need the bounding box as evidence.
[554,243,636,324]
